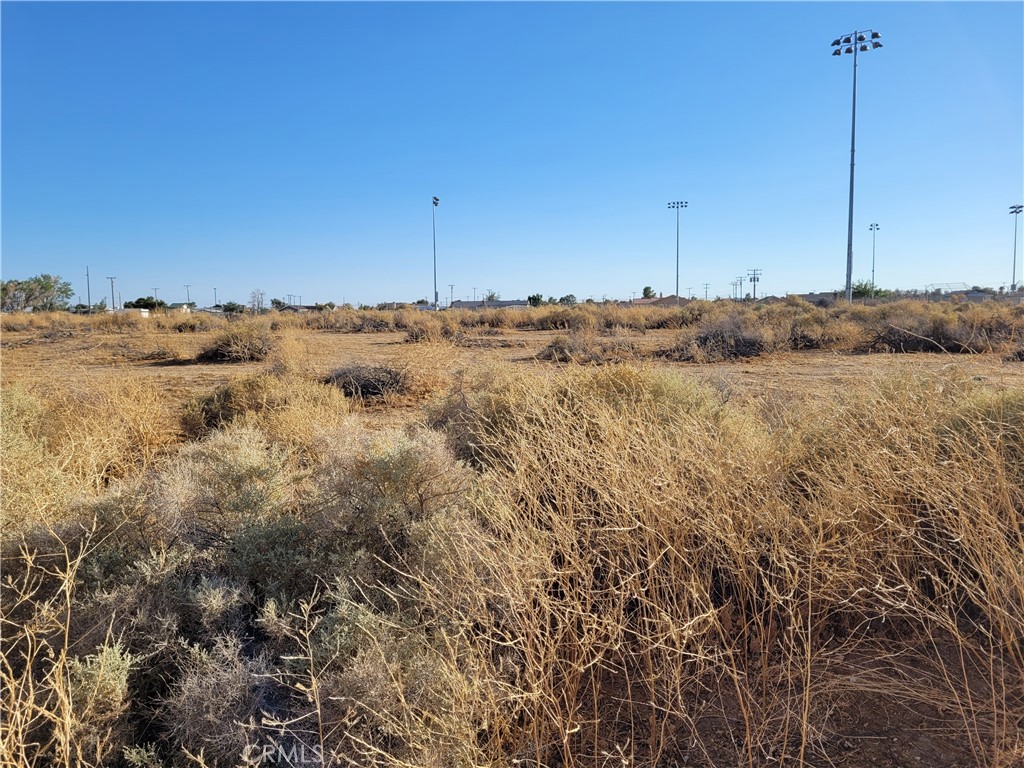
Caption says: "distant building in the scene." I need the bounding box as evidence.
[618,295,691,308]
[449,299,530,310]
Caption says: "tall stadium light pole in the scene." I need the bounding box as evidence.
[869,223,880,298]
[668,201,688,306]
[1011,205,1023,292]
[106,277,116,310]
[432,197,440,311]
[831,30,883,303]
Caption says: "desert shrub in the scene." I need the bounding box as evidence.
[857,300,1022,353]
[90,312,141,333]
[324,363,405,398]
[160,636,276,764]
[2,373,177,527]
[310,428,472,596]
[0,384,72,528]
[64,642,136,764]
[657,311,790,361]
[534,306,597,332]
[142,425,295,546]
[536,328,641,364]
[182,372,349,453]
[402,311,460,343]
[415,366,1024,767]
[645,300,720,329]
[170,313,219,333]
[196,321,276,362]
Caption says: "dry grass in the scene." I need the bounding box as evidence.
[2,314,1022,767]
[195,320,276,362]
[1,371,179,530]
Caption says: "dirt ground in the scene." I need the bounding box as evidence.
[4,325,1022,397]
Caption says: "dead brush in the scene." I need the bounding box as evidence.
[2,371,178,531]
[1,521,137,768]
[856,300,1023,353]
[324,351,446,406]
[418,363,1024,767]
[181,371,349,455]
[196,321,276,362]
[536,329,640,364]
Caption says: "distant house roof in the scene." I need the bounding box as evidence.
[618,295,691,307]
[449,299,530,310]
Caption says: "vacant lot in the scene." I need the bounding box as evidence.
[2,303,1022,767]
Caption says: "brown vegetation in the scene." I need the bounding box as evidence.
[1,302,1022,768]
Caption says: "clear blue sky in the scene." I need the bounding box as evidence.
[3,1,1022,306]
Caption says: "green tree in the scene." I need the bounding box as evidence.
[527,293,544,307]
[558,294,577,307]
[271,298,287,310]
[0,274,73,312]
[642,286,656,299]
[124,296,167,310]
[221,301,245,314]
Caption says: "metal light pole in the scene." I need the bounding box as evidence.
[869,223,880,298]
[86,266,92,314]
[153,288,159,302]
[1011,205,1023,292]
[831,30,883,303]
[449,284,455,308]
[668,201,688,306]
[106,277,116,310]
[432,197,440,311]
[184,284,192,304]
[214,288,218,306]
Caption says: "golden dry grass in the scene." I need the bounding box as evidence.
[1,305,1022,767]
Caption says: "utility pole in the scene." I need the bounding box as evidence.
[1011,205,1023,292]
[154,288,159,302]
[86,266,92,314]
[184,284,192,304]
[214,287,218,306]
[449,284,455,308]
[432,196,440,311]
[869,223,880,298]
[106,276,116,310]
[736,276,745,300]
[747,269,762,300]
[668,201,688,306]
[703,282,710,301]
